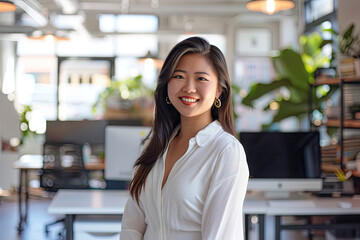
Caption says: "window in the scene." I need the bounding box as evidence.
[16,34,158,121]
[58,57,113,120]
[99,14,158,33]
[304,0,335,24]
[304,0,338,34]
[16,56,58,121]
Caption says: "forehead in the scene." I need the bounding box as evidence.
[176,53,215,71]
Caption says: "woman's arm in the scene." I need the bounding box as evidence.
[120,196,147,240]
[201,140,249,240]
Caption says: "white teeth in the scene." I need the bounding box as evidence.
[181,97,197,103]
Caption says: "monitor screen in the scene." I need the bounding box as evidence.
[105,125,151,181]
[239,131,322,195]
[240,131,321,178]
[46,120,108,145]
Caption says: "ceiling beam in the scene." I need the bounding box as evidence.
[79,2,248,16]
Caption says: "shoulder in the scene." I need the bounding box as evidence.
[211,127,244,154]
[209,129,248,186]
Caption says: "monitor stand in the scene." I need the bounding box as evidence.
[264,191,290,199]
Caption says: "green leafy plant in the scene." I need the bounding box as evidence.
[92,75,154,115]
[241,32,337,129]
[18,105,37,145]
[339,23,360,58]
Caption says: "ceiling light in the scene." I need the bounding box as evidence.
[246,0,295,15]
[0,0,16,12]
[28,32,69,41]
[139,50,163,69]
[139,50,158,61]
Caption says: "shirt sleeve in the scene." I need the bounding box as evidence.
[201,140,249,240]
[120,195,147,240]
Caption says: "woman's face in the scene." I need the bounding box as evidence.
[167,53,222,120]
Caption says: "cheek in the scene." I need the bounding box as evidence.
[167,80,178,99]
[202,85,218,99]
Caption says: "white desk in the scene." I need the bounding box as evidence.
[243,198,267,240]
[267,196,360,240]
[48,189,360,240]
[48,189,129,240]
[13,155,106,234]
[244,192,360,240]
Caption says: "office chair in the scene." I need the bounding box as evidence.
[40,143,89,237]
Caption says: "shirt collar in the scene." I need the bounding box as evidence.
[195,120,222,147]
[170,120,223,148]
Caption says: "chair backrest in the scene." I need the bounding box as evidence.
[40,143,89,192]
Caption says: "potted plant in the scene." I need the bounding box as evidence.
[241,32,336,130]
[338,23,360,76]
[92,75,155,123]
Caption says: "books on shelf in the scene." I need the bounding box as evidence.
[339,57,356,77]
[321,135,360,172]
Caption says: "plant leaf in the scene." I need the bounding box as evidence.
[271,101,309,123]
[343,23,355,39]
[241,79,290,107]
[272,49,310,91]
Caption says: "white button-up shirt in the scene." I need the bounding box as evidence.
[120,120,249,240]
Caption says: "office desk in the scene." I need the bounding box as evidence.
[13,155,105,234]
[49,190,267,240]
[48,189,128,240]
[13,155,43,232]
[243,198,267,240]
[48,189,360,240]
[267,196,360,239]
[244,192,360,240]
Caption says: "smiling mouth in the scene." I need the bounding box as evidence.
[180,97,199,103]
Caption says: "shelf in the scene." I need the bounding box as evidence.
[326,119,360,128]
[314,76,340,86]
[314,75,360,86]
[313,74,360,171]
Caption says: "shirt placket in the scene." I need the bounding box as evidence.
[160,138,196,240]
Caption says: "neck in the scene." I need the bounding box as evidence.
[178,113,213,141]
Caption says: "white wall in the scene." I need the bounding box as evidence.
[338,0,360,33]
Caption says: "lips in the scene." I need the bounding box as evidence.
[179,96,199,105]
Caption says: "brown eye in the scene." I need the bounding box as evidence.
[173,75,184,79]
[198,77,208,81]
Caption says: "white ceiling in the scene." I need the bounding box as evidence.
[1,0,298,38]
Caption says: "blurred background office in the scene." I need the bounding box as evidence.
[1,0,360,239]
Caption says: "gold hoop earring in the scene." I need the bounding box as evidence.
[166,96,172,105]
[214,98,221,108]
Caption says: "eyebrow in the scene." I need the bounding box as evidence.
[173,69,211,76]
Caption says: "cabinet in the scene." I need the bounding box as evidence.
[311,75,360,170]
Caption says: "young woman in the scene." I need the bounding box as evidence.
[120,37,249,240]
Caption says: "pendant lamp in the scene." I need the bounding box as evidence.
[0,1,16,12]
[28,32,69,41]
[246,0,295,15]
[139,50,163,70]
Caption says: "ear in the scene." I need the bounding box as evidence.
[216,86,222,99]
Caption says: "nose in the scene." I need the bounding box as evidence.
[182,78,196,93]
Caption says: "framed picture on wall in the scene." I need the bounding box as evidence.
[236,28,272,56]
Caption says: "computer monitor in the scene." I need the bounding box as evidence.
[239,131,323,198]
[46,120,108,145]
[105,125,151,181]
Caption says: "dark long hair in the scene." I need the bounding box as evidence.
[130,37,235,203]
